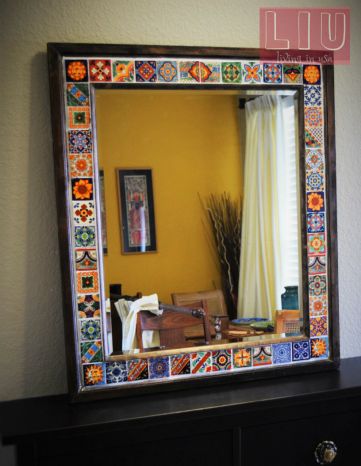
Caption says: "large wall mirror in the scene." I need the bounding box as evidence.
[48,44,339,401]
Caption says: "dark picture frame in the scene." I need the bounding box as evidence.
[117,168,157,254]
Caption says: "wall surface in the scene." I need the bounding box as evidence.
[0,0,360,439]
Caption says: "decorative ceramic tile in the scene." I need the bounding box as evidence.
[283,64,302,84]
[80,318,102,341]
[303,64,321,85]
[77,271,99,293]
[243,61,262,83]
[308,255,326,275]
[157,61,178,83]
[69,153,93,178]
[263,63,282,83]
[68,130,92,153]
[306,170,324,191]
[68,106,91,129]
[149,357,170,379]
[253,346,272,366]
[112,60,134,82]
[311,337,329,359]
[308,233,326,255]
[310,316,328,337]
[309,295,328,317]
[191,351,212,374]
[222,62,242,83]
[77,294,101,318]
[179,61,200,83]
[305,107,323,128]
[83,363,106,386]
[81,340,103,363]
[74,226,96,248]
[307,192,325,213]
[199,62,221,83]
[73,201,95,225]
[304,85,322,106]
[170,354,190,376]
[305,127,323,149]
[306,149,324,172]
[292,341,311,361]
[67,83,89,106]
[233,348,252,368]
[71,178,93,201]
[212,350,232,371]
[89,59,112,82]
[135,60,157,82]
[127,359,149,381]
[272,343,292,364]
[309,274,327,296]
[307,213,325,233]
[75,248,97,270]
[106,361,127,384]
[65,59,88,82]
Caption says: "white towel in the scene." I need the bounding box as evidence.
[114,294,162,351]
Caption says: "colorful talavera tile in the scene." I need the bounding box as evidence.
[77,271,99,293]
[307,192,325,213]
[199,62,221,83]
[127,359,149,381]
[306,149,324,172]
[77,294,100,318]
[81,340,103,363]
[243,61,262,83]
[309,295,328,317]
[311,337,329,359]
[135,60,157,82]
[191,351,212,374]
[292,341,311,361]
[73,201,95,225]
[80,319,102,341]
[304,85,322,106]
[171,354,190,376]
[72,178,93,201]
[68,130,92,153]
[272,343,292,364]
[222,62,242,83]
[83,363,106,386]
[75,248,97,270]
[263,63,282,83]
[74,226,96,248]
[308,255,326,275]
[212,350,232,371]
[67,83,89,106]
[68,106,91,129]
[89,59,112,82]
[283,64,302,84]
[308,233,326,255]
[233,348,252,368]
[179,61,200,83]
[306,170,324,191]
[307,213,325,233]
[305,127,323,149]
[149,357,170,379]
[303,64,321,85]
[106,361,127,384]
[65,59,88,82]
[305,107,323,128]
[310,316,328,336]
[253,346,272,366]
[309,274,327,296]
[157,61,178,83]
[69,153,93,178]
[112,60,134,82]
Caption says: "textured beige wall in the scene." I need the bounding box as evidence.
[0,0,360,407]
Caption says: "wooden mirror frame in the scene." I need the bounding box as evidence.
[47,43,339,402]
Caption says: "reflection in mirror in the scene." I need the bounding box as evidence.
[94,89,303,357]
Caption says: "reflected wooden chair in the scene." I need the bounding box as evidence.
[275,310,301,334]
[136,301,211,351]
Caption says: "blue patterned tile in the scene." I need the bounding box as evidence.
[307,213,325,233]
[74,226,96,248]
[272,343,292,364]
[212,350,232,371]
[292,340,311,361]
[263,63,282,83]
[106,361,127,384]
[68,130,92,153]
[157,61,178,83]
[81,340,103,363]
[80,318,101,341]
[135,60,157,82]
[304,85,322,106]
[149,357,169,379]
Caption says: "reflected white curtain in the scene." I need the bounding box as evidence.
[237,95,289,319]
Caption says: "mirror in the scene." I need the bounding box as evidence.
[47,43,339,401]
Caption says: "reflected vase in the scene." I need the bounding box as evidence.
[281,286,299,310]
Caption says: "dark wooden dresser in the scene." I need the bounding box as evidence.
[1,357,361,466]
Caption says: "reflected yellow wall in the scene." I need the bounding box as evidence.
[96,91,242,303]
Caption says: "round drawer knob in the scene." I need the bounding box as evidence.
[315,440,337,464]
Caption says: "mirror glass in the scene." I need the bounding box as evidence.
[94,88,303,357]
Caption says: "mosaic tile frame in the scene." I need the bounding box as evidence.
[48,44,339,401]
